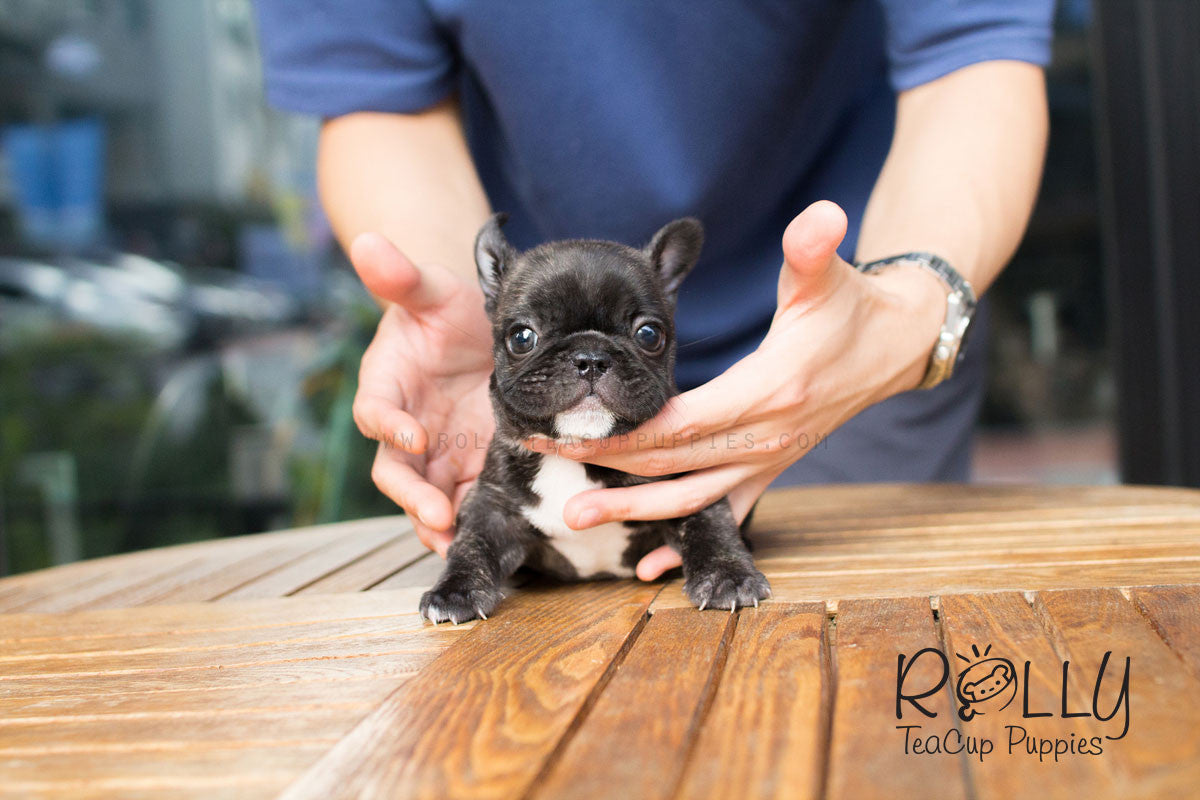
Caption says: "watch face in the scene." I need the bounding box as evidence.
[944,292,974,365]
[956,307,973,362]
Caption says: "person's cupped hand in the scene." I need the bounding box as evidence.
[349,232,495,557]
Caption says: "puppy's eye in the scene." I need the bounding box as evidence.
[633,323,665,354]
[506,326,538,355]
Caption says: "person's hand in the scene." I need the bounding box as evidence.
[526,201,948,579]
[350,233,495,557]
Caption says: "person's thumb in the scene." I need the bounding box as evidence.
[777,200,849,311]
[349,232,457,311]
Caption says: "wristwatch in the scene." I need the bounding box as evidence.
[855,252,977,390]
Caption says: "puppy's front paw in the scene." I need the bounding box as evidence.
[684,563,771,612]
[419,582,503,625]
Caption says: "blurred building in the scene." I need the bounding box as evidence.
[0,0,314,216]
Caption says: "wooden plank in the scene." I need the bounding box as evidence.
[530,607,733,800]
[369,551,446,590]
[81,543,309,611]
[7,556,212,614]
[756,543,1200,575]
[146,536,343,605]
[0,589,435,643]
[0,677,400,720]
[0,588,473,798]
[653,566,1200,610]
[825,596,969,800]
[0,781,287,800]
[0,653,430,702]
[752,508,1200,541]
[0,780,287,800]
[0,524,345,611]
[0,611,435,660]
[217,527,403,601]
[0,592,467,705]
[938,592,1120,800]
[278,581,660,800]
[751,484,1200,521]
[293,532,429,594]
[752,522,1200,556]
[674,604,828,800]
[0,744,330,785]
[0,625,455,679]
[0,706,369,750]
[1033,588,1200,796]
[1128,585,1200,679]
[0,571,111,614]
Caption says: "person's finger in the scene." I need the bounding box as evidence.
[411,517,453,558]
[636,545,682,581]
[777,200,849,311]
[352,392,428,453]
[349,232,460,311]
[727,467,782,523]
[531,378,760,461]
[563,463,749,526]
[558,430,765,476]
[369,448,455,531]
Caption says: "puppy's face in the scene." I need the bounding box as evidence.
[475,215,703,441]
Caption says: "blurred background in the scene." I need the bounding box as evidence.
[0,0,1195,575]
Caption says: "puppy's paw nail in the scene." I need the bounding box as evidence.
[683,564,771,613]
[418,584,502,624]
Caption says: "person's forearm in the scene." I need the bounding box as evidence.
[317,98,492,285]
[856,61,1048,294]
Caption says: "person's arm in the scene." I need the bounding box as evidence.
[535,61,1049,580]
[857,60,1048,291]
[318,98,493,283]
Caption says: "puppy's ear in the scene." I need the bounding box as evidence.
[645,217,704,298]
[475,212,514,312]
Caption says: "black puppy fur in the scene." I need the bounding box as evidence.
[419,214,770,624]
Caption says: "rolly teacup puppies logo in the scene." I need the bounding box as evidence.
[955,644,1017,720]
[895,643,1132,762]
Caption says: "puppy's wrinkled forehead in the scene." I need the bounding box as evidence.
[498,243,666,332]
[474,213,703,322]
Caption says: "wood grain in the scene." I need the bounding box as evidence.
[216,526,402,600]
[674,604,828,800]
[1127,585,1200,679]
[369,551,447,590]
[938,592,1121,799]
[3,484,1200,799]
[279,581,661,800]
[653,560,1200,609]
[825,596,970,800]
[1033,588,1200,797]
[529,607,733,800]
[0,590,467,796]
[293,532,429,594]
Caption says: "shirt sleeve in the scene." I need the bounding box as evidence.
[252,0,457,116]
[879,0,1055,92]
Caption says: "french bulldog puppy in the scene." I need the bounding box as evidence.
[419,214,770,624]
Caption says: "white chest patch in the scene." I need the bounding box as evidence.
[521,454,634,578]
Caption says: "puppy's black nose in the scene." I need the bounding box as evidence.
[573,351,611,380]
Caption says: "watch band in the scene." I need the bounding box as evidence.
[855,252,977,390]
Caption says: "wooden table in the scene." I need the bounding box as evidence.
[2,484,1199,799]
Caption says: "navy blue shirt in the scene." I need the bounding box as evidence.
[254,0,1052,482]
